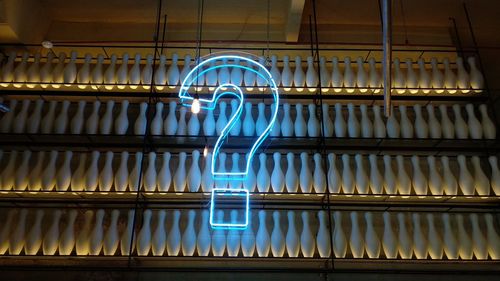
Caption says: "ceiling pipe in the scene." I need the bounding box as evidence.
[382,0,392,117]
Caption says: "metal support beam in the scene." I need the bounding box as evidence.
[382,0,392,117]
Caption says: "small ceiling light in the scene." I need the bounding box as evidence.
[42,40,53,49]
[203,145,208,157]
[191,94,201,114]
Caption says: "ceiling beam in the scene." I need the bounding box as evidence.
[0,0,50,44]
[285,0,305,42]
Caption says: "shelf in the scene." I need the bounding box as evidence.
[0,190,497,210]
[0,133,497,153]
[0,256,497,272]
[0,88,490,103]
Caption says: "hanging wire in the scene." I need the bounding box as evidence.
[265,0,271,65]
[400,0,409,45]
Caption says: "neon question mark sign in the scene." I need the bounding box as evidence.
[179,54,279,229]
[179,54,279,179]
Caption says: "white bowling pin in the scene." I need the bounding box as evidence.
[355,154,369,194]
[426,104,442,138]
[42,209,62,255]
[397,213,412,259]
[270,211,285,257]
[317,210,331,258]
[439,104,455,139]
[382,212,398,258]
[341,154,355,194]
[167,210,182,256]
[313,153,326,193]
[406,58,418,94]
[334,103,347,137]
[14,150,31,191]
[9,208,28,255]
[427,156,443,195]
[257,153,270,193]
[347,103,360,137]
[281,103,293,137]
[471,156,490,196]
[256,210,270,257]
[294,103,306,137]
[226,210,241,257]
[399,105,414,138]
[306,56,318,91]
[442,213,458,259]
[430,58,444,93]
[51,52,66,88]
[383,155,397,195]
[457,155,474,195]
[286,211,300,257]
[241,210,256,257]
[456,57,470,93]
[77,54,91,89]
[300,211,315,257]
[173,152,187,192]
[59,209,78,255]
[349,211,364,258]
[441,156,458,196]
[56,150,73,191]
[396,155,411,195]
[285,153,299,193]
[103,54,117,90]
[70,100,86,134]
[411,155,428,196]
[470,213,488,260]
[129,152,143,191]
[479,104,496,139]
[12,99,30,133]
[103,209,120,255]
[143,152,157,192]
[327,153,341,193]
[299,152,313,193]
[484,213,500,259]
[231,57,243,87]
[255,102,268,136]
[25,209,44,255]
[40,100,56,134]
[154,55,167,90]
[212,210,226,256]
[120,210,136,255]
[0,209,16,254]
[333,211,347,258]
[364,212,380,258]
[331,57,343,93]
[456,214,473,259]
[343,57,355,93]
[281,55,292,91]
[453,104,469,139]
[187,150,202,192]
[369,154,383,195]
[426,213,443,259]
[27,99,44,134]
[356,57,368,92]
[114,151,129,192]
[271,152,285,193]
[76,210,93,255]
[418,58,431,93]
[359,104,373,138]
[386,106,400,138]
[465,104,482,139]
[412,213,427,259]
[393,58,406,94]
[70,152,86,192]
[115,100,129,135]
[307,104,320,137]
[151,102,164,135]
[468,57,484,92]
[89,209,105,255]
[164,101,178,135]
[63,51,78,86]
[229,99,241,136]
[319,56,331,92]
[413,104,428,138]
[134,102,147,135]
[368,57,381,93]
[321,103,334,137]
[152,210,166,256]
[141,54,153,89]
[201,152,214,192]
[137,209,152,256]
[197,210,211,256]
[443,58,457,93]
[488,156,500,195]
[85,100,101,134]
[128,53,141,89]
[85,151,100,192]
[293,56,305,92]
[41,150,58,191]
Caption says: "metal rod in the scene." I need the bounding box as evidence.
[382,0,392,117]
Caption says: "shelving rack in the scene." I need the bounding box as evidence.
[0,1,499,276]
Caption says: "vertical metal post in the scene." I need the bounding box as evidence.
[382,0,392,117]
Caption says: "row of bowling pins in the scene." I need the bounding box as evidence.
[1,149,499,196]
[1,98,495,140]
[1,208,498,259]
[0,51,484,94]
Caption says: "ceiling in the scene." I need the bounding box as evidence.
[0,0,499,50]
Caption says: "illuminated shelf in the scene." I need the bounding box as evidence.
[0,133,497,153]
[0,190,497,210]
[0,87,489,102]
[0,256,497,272]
